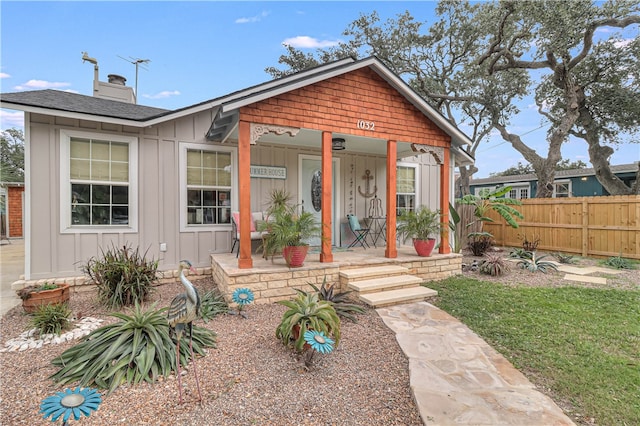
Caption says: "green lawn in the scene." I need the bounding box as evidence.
[427,277,640,425]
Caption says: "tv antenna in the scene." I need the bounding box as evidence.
[118,56,150,102]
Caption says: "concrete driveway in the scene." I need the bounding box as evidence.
[1,239,24,317]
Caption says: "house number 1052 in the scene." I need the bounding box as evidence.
[357,120,375,131]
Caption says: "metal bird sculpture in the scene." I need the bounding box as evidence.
[167,260,202,404]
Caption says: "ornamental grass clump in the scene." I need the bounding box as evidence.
[50,303,216,395]
[479,253,510,277]
[83,244,159,309]
[30,303,72,336]
[199,288,229,322]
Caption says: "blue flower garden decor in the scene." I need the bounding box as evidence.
[303,330,334,354]
[302,330,335,369]
[231,287,254,318]
[40,387,101,424]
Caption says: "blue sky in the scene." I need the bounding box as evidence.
[1,1,638,177]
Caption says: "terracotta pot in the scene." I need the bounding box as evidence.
[283,245,309,268]
[21,283,71,313]
[413,238,436,257]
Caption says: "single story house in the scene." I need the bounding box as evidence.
[470,162,639,199]
[1,56,474,286]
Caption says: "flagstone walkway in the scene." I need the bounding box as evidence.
[377,302,575,425]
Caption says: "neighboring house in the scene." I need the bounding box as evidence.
[470,162,639,199]
[0,56,474,281]
[0,182,24,239]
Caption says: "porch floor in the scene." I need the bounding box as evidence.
[211,245,462,304]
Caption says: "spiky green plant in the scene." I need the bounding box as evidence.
[553,252,577,264]
[199,289,229,322]
[82,244,159,309]
[276,291,340,353]
[307,277,366,323]
[50,303,216,395]
[603,254,636,270]
[517,252,558,274]
[30,303,72,336]
[396,206,443,241]
[509,248,533,260]
[479,253,510,277]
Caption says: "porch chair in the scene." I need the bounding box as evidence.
[231,212,266,257]
[347,214,370,249]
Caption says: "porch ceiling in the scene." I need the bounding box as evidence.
[214,126,422,158]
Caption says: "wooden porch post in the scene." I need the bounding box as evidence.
[385,139,397,258]
[320,131,333,263]
[439,148,451,254]
[238,120,253,268]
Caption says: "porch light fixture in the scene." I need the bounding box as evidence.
[332,138,346,151]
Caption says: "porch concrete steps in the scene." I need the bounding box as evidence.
[348,275,424,294]
[360,286,438,308]
[340,265,409,281]
[341,265,437,308]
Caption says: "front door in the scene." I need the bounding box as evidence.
[299,155,340,246]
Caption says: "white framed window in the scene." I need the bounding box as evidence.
[396,163,419,216]
[553,181,571,198]
[179,143,236,231]
[60,129,138,233]
[507,185,529,199]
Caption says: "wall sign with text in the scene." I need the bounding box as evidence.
[250,165,287,179]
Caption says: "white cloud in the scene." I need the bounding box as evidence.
[142,90,181,99]
[235,11,269,24]
[0,72,10,79]
[0,109,25,130]
[14,79,71,91]
[282,36,341,49]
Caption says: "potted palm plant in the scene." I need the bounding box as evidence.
[396,206,444,257]
[259,190,320,267]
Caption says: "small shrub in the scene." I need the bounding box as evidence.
[308,277,366,323]
[30,303,72,336]
[518,252,558,273]
[603,254,636,270]
[199,289,229,322]
[467,232,494,256]
[509,248,532,260]
[50,303,216,395]
[553,252,577,264]
[519,233,541,251]
[276,291,341,353]
[83,244,159,309]
[479,253,510,277]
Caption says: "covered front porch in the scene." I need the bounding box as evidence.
[211,245,462,306]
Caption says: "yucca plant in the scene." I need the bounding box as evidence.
[30,303,72,336]
[276,291,340,353]
[479,253,510,277]
[50,303,216,395]
[307,277,366,323]
[517,252,558,274]
[509,248,533,260]
[603,254,636,270]
[83,244,159,309]
[199,289,229,322]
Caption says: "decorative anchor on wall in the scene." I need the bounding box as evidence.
[358,169,377,214]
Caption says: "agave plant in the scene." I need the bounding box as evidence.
[199,289,229,322]
[305,277,366,323]
[517,252,558,274]
[276,291,340,353]
[50,303,216,394]
[479,253,510,277]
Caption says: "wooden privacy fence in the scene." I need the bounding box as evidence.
[482,195,640,260]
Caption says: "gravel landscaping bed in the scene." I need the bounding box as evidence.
[0,278,422,426]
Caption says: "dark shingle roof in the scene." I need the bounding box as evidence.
[470,162,639,185]
[0,89,169,121]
